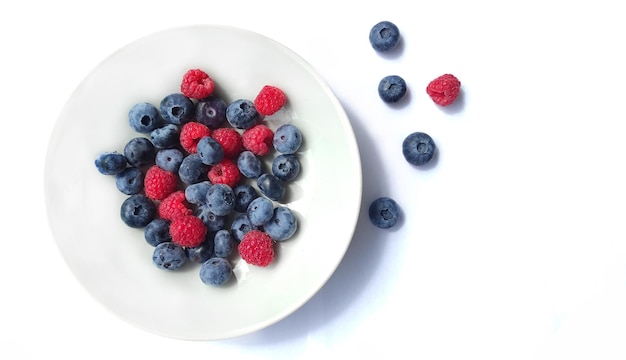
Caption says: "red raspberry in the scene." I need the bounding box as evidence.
[170,215,207,248]
[211,127,243,159]
[180,69,215,99]
[144,165,179,200]
[238,230,275,267]
[180,122,210,153]
[208,158,241,188]
[426,74,461,106]
[158,190,192,221]
[242,124,274,156]
[254,85,287,116]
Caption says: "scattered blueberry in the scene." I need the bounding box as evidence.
[205,183,236,216]
[184,181,211,206]
[368,197,400,229]
[402,132,436,166]
[95,152,127,175]
[233,184,259,213]
[196,95,227,128]
[369,20,400,52]
[257,173,285,201]
[199,257,232,286]
[378,75,407,103]
[213,229,234,258]
[123,137,156,168]
[264,206,297,241]
[186,235,215,264]
[152,242,187,271]
[178,153,209,185]
[226,99,259,129]
[155,148,184,173]
[272,154,300,182]
[128,102,162,133]
[237,150,263,178]
[144,218,171,247]
[115,166,144,195]
[120,194,157,228]
[230,213,257,242]
[247,196,274,227]
[150,124,180,149]
[273,124,302,154]
[160,93,195,125]
[197,136,224,165]
[195,205,227,232]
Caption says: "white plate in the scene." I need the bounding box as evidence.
[44,25,362,340]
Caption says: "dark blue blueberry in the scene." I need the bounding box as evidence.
[155,148,184,173]
[271,154,300,182]
[178,153,209,185]
[150,124,180,149]
[273,124,303,154]
[230,213,257,242]
[120,194,156,228]
[246,196,274,227]
[195,205,227,232]
[197,136,224,165]
[213,229,234,258]
[196,96,227,129]
[94,152,127,175]
[115,167,144,195]
[378,75,407,103]
[199,257,232,286]
[226,99,259,129]
[237,150,263,178]
[257,173,285,201]
[185,234,214,264]
[185,181,211,206]
[368,197,400,229]
[233,183,259,213]
[369,20,400,52]
[205,183,235,216]
[144,218,171,247]
[152,242,187,271]
[123,137,156,168]
[128,102,162,133]
[264,206,298,241]
[402,132,436,166]
[160,93,194,125]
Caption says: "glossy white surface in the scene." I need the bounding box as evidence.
[3,0,626,359]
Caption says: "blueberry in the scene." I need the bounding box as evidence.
[120,194,156,228]
[178,153,209,185]
[128,102,162,133]
[150,124,180,149]
[369,20,400,52]
[368,197,400,229]
[213,229,234,258]
[264,206,298,241]
[257,173,285,201]
[273,124,302,154]
[271,154,300,182]
[123,137,156,168]
[94,152,127,175]
[144,218,171,247]
[115,167,144,195]
[160,93,194,125]
[195,205,227,232]
[237,150,263,178]
[247,196,274,227]
[230,213,257,242]
[199,257,232,286]
[197,136,224,165]
[185,234,214,264]
[233,183,259,213]
[378,75,407,103]
[152,242,187,271]
[402,132,436,166]
[185,181,211,206]
[155,148,184,173]
[196,95,227,128]
[205,183,236,216]
[226,99,259,129]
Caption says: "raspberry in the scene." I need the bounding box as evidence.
[158,190,192,221]
[242,124,274,156]
[143,165,178,200]
[254,85,287,116]
[180,122,210,153]
[180,69,215,99]
[238,230,275,267]
[208,158,241,188]
[211,127,243,158]
[170,215,207,248]
[426,74,461,106]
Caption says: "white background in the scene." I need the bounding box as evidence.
[2,0,626,359]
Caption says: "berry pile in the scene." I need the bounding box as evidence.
[94,69,303,287]
[368,21,462,229]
